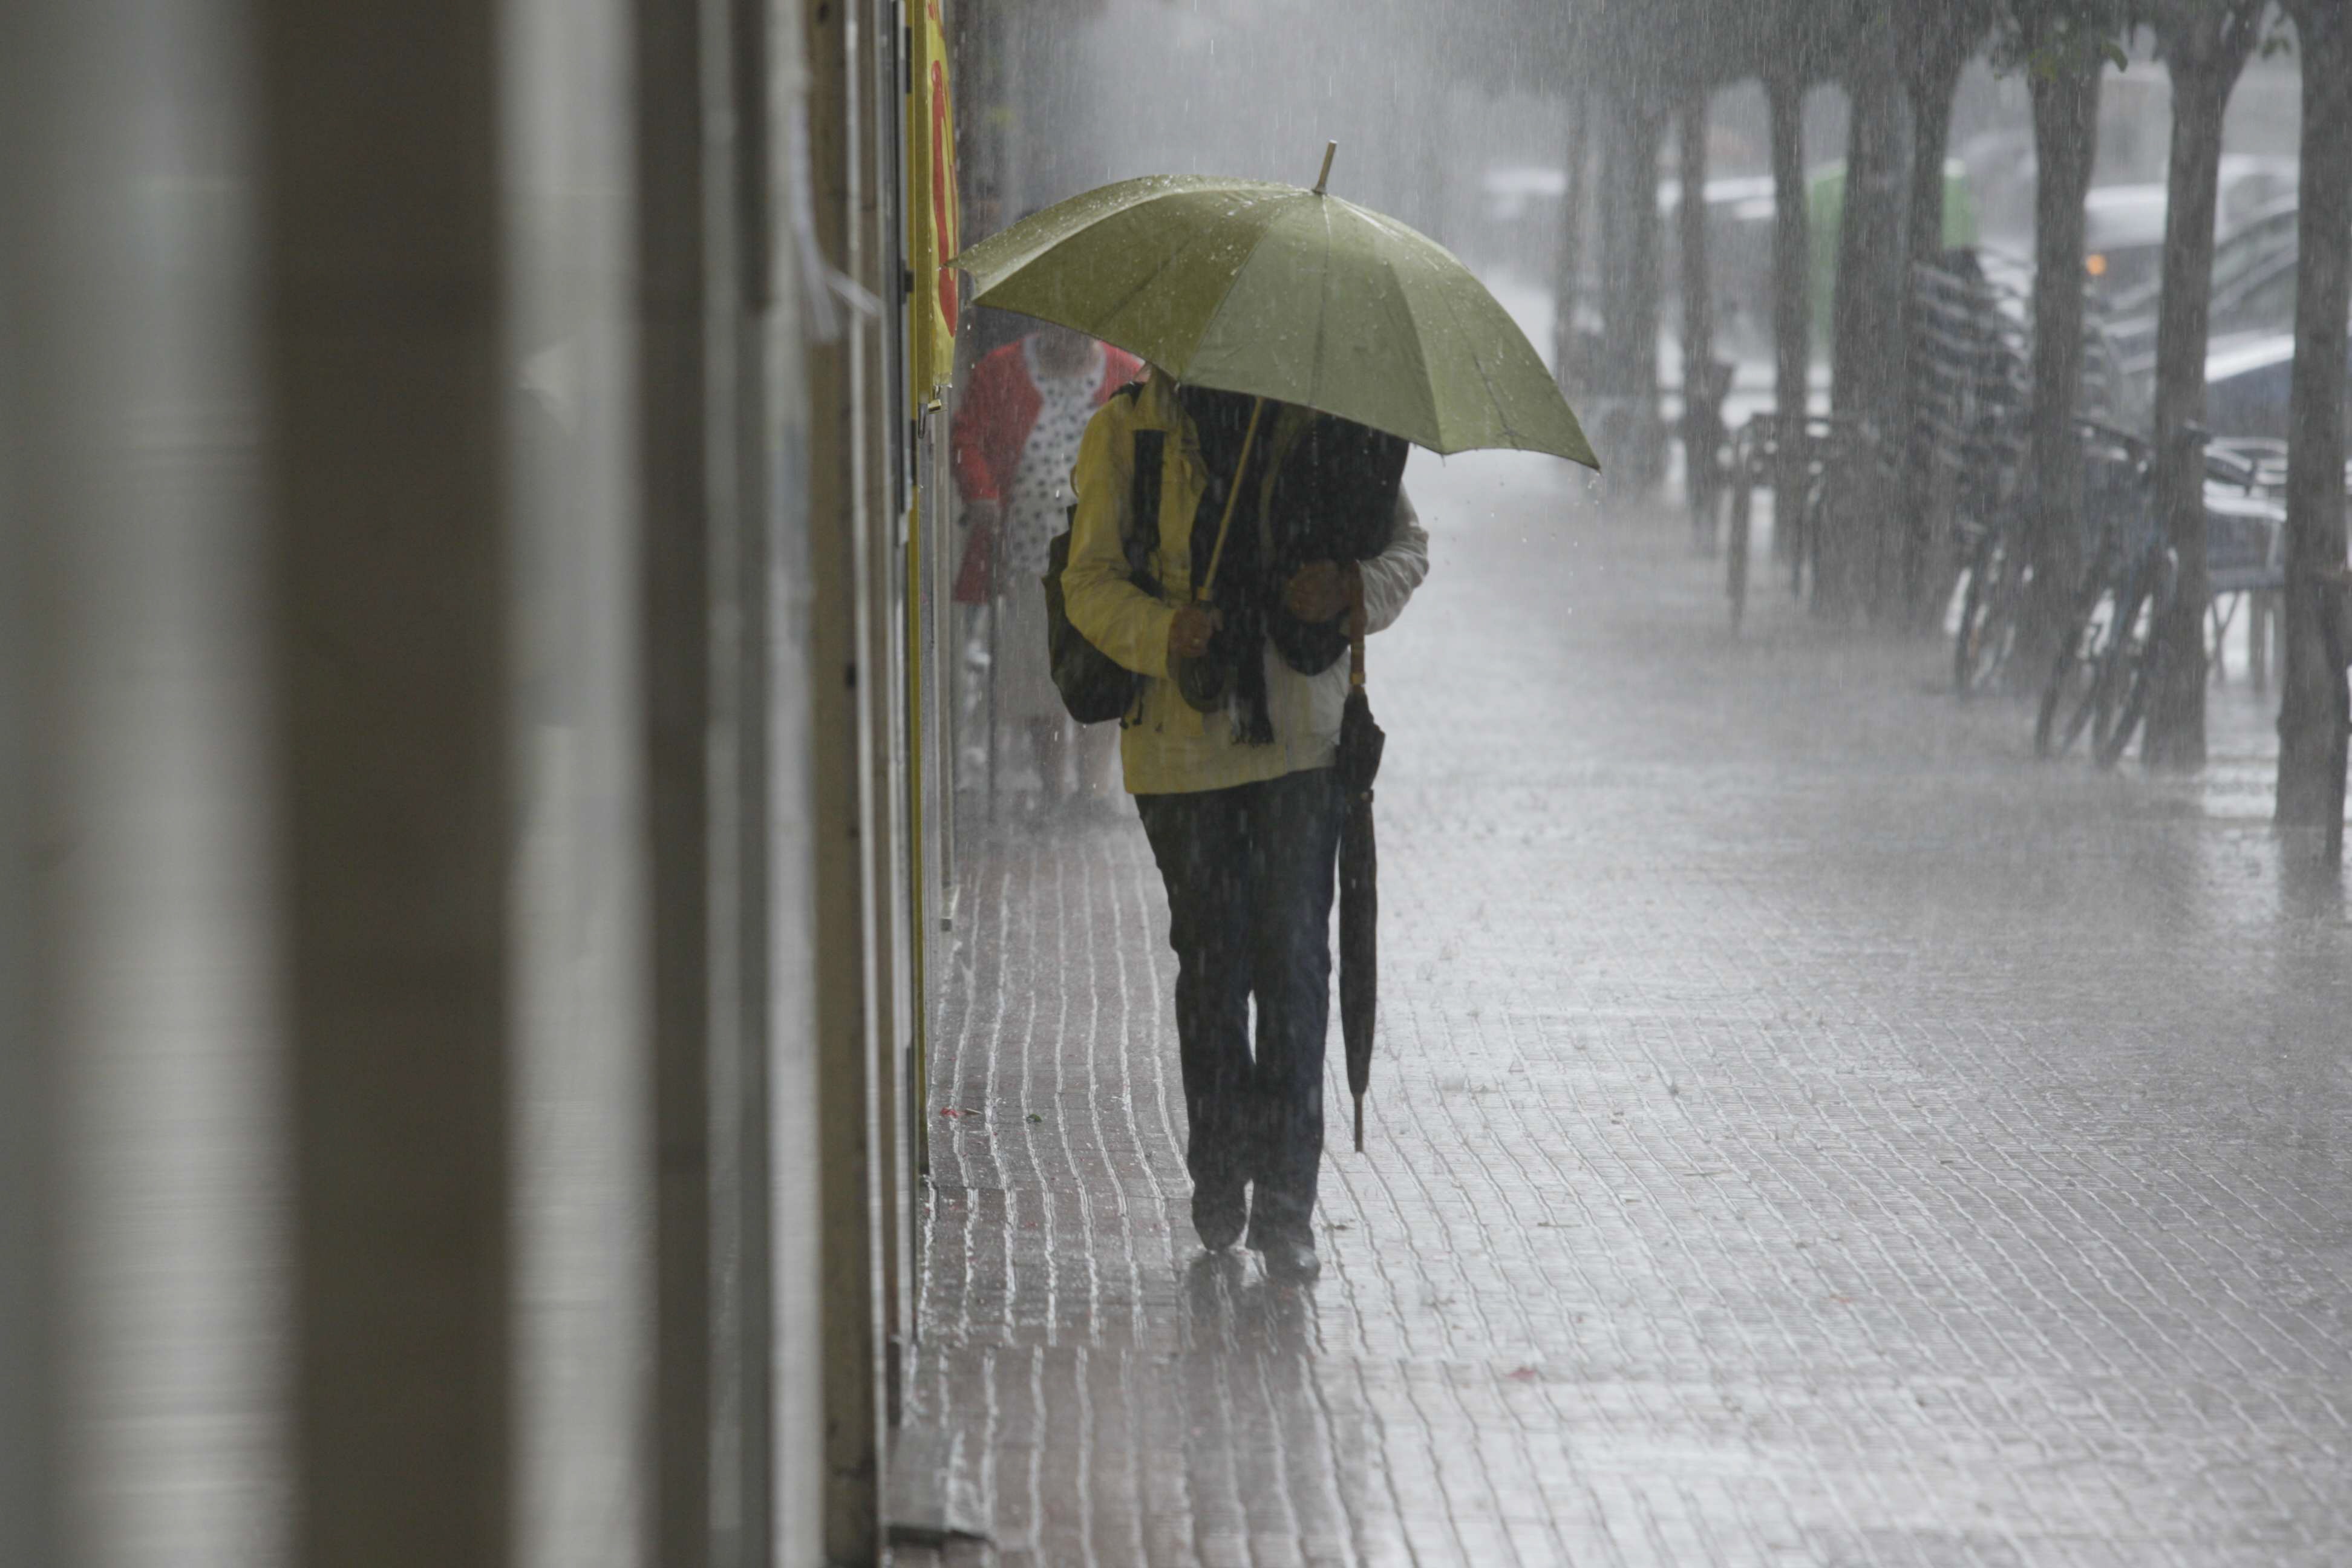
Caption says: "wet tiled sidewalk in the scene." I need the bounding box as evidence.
[901,462,2352,1567]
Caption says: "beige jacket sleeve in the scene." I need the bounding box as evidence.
[1360,486,1429,635]
[1062,405,1177,680]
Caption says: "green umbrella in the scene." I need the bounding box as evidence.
[958,150,1594,1158]
[950,150,1598,468]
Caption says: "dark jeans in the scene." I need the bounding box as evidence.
[1134,767,1344,1244]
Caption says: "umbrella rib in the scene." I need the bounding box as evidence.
[1355,218,1464,452]
[1311,196,1334,410]
[1394,217,1521,451]
[959,174,1226,281]
[1088,190,1295,372]
[1365,223,1444,448]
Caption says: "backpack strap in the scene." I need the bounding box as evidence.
[1057,378,1163,585]
[1127,428,1165,582]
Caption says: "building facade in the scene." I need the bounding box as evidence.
[0,0,1011,1563]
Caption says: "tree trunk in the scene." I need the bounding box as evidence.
[1768,74,1812,567]
[1554,88,1592,393]
[2014,57,2102,679]
[2276,0,2352,858]
[2144,25,2256,772]
[1596,97,1667,498]
[1904,50,1964,267]
[1679,90,1719,540]
[1823,7,1912,621]
[1898,44,1968,626]
[1625,103,1667,494]
[1596,95,1627,430]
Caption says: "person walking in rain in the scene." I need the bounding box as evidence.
[1063,368,1427,1282]
[951,320,1142,810]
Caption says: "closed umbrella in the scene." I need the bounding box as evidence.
[1336,593,1385,1152]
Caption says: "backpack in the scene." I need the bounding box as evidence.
[1042,387,1163,725]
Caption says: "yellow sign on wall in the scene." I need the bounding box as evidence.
[909,0,960,401]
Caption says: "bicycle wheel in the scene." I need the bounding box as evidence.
[2036,613,2099,757]
[1953,528,2017,695]
[2036,559,2120,758]
[2080,551,2164,760]
[2093,550,2175,769]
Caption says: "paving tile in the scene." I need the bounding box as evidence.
[899,475,2352,1567]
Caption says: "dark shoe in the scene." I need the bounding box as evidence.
[1256,1236,1320,1284]
[1192,1183,1246,1252]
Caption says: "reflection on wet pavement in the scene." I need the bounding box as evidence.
[906,456,2352,1567]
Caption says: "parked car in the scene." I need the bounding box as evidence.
[2108,194,2299,364]
[2116,223,2310,428]
[2200,330,2352,442]
[2082,183,2169,302]
[1464,163,1777,295]
[2209,250,2300,341]
[2209,194,2301,295]
[1465,163,1569,281]
[2112,216,2352,445]
[2215,154,2304,232]
[2109,191,2299,320]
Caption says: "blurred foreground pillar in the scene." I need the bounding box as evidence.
[5,1,276,1564]
[0,8,80,1556]
[803,0,886,1555]
[254,0,518,1563]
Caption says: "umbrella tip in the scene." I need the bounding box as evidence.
[1352,1091,1364,1153]
[1313,141,1338,196]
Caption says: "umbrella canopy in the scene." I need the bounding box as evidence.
[952,168,1599,468]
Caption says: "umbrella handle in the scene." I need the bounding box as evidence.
[1196,396,1267,602]
[1347,568,1367,689]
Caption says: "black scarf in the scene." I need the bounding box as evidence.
[1174,385,1410,746]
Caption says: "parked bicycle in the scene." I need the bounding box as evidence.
[1952,513,2020,695]
[1947,420,2041,701]
[2034,422,2288,768]
[1722,411,1880,630]
[2033,421,2159,762]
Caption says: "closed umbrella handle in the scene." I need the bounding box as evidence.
[1348,568,1367,690]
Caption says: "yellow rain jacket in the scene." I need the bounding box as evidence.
[1063,369,1430,796]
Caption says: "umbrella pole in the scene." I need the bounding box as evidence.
[1195,396,1266,601]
